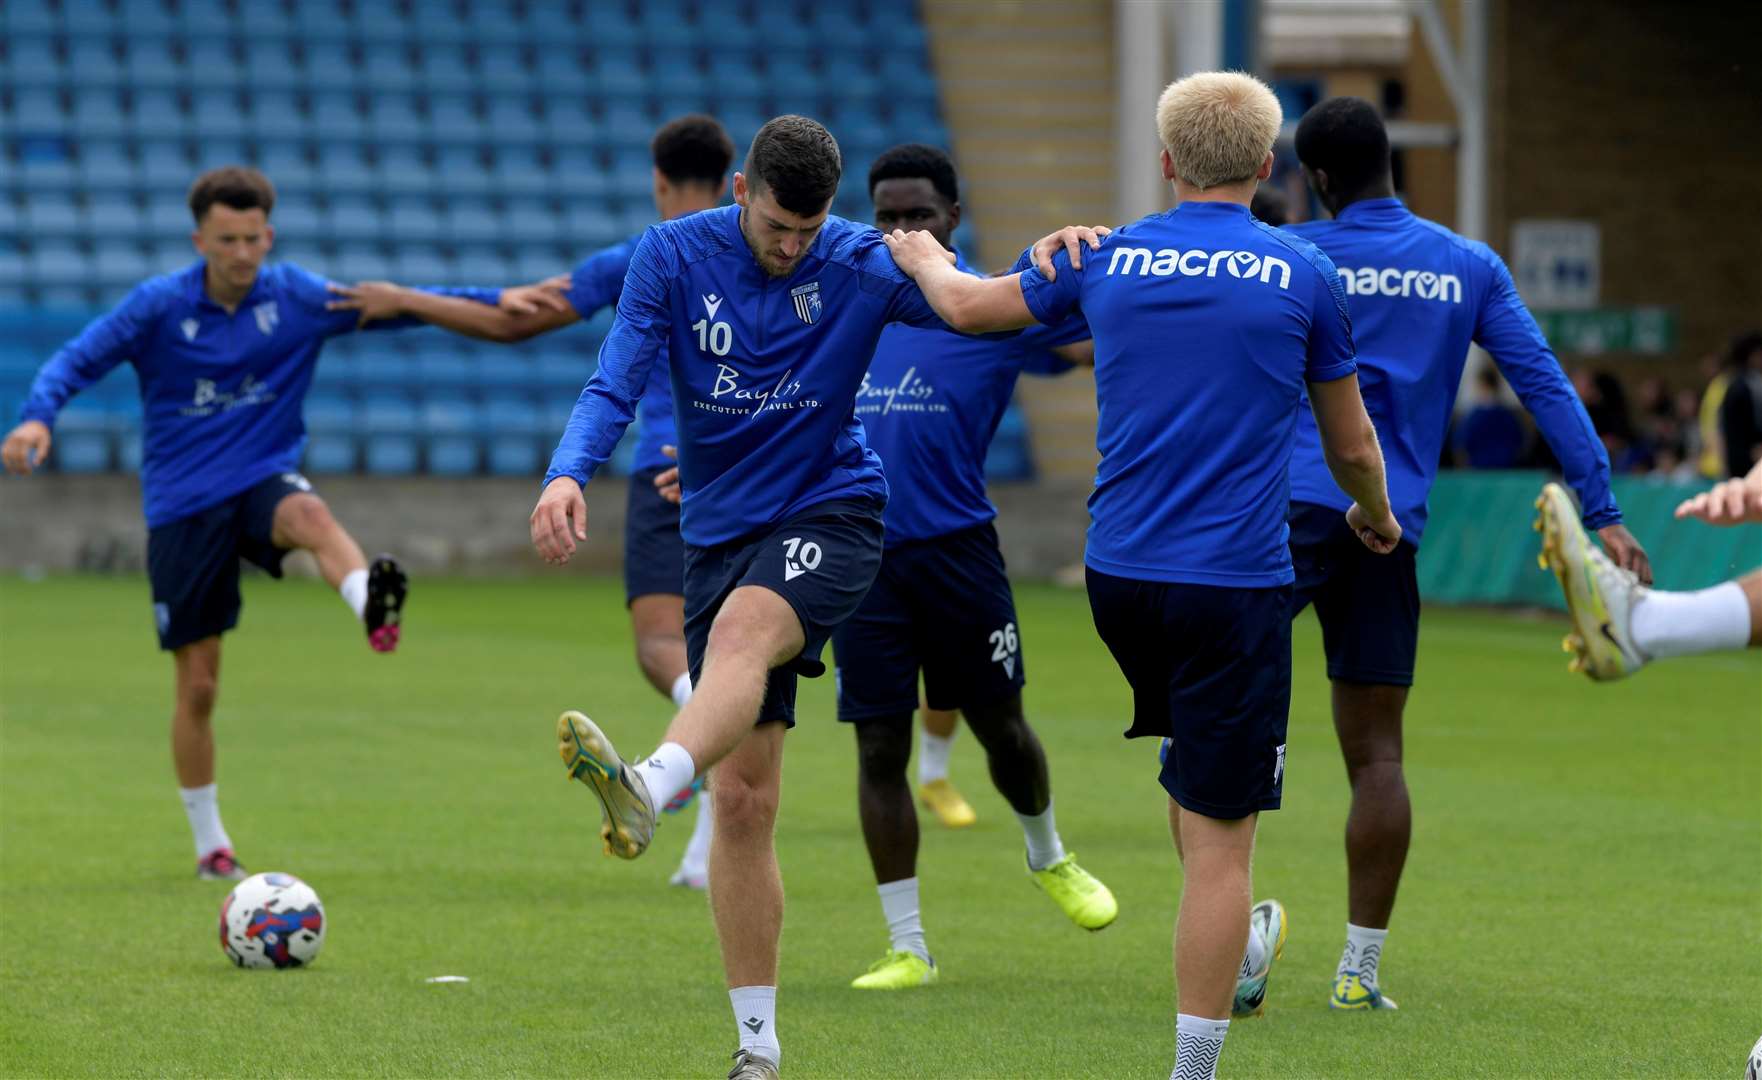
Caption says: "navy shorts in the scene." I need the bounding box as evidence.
[683,498,885,728]
[623,467,686,604]
[1085,567,1292,819]
[146,472,312,651]
[833,522,1025,723]
[1288,501,1421,687]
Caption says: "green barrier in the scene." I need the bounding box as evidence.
[1416,471,1762,609]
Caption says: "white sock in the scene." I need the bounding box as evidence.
[1240,918,1268,978]
[917,727,955,785]
[678,791,713,879]
[338,568,368,621]
[179,783,232,857]
[670,672,694,709]
[1016,800,1067,871]
[877,877,929,963]
[1339,922,1388,988]
[632,741,695,811]
[729,985,780,1066]
[1172,1014,1229,1080]
[1630,582,1751,659]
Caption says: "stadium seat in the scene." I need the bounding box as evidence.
[184,41,243,93]
[18,151,79,192]
[335,245,392,283]
[129,91,186,141]
[324,197,384,244]
[271,197,323,242]
[7,90,68,140]
[71,90,129,142]
[123,40,183,93]
[28,243,90,288]
[67,41,123,91]
[4,40,66,91]
[2,0,57,37]
[144,197,192,243]
[488,147,551,198]
[305,44,360,96]
[594,54,650,101]
[189,96,249,141]
[22,195,83,239]
[563,203,626,250]
[368,95,428,147]
[485,98,544,148]
[534,51,593,100]
[362,394,421,475]
[316,145,376,194]
[363,45,420,94]
[352,4,416,46]
[375,145,435,198]
[250,92,311,142]
[581,6,643,50]
[292,0,352,45]
[476,46,533,96]
[420,397,483,475]
[178,0,238,37]
[87,196,143,241]
[242,42,305,93]
[76,142,137,194]
[53,408,116,472]
[426,97,486,148]
[303,393,360,474]
[484,395,543,476]
[310,92,368,144]
[256,144,316,193]
[452,247,513,285]
[93,242,151,293]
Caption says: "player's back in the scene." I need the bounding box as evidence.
[1285,198,1501,541]
[1025,202,1354,586]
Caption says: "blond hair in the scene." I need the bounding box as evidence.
[1156,71,1282,190]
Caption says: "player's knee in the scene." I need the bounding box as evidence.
[709,773,779,835]
[275,494,336,546]
[855,722,911,782]
[633,632,683,683]
[179,674,219,719]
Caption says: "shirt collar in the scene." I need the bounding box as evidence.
[1336,197,1411,223]
[184,260,270,311]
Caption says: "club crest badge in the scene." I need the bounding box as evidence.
[790,282,821,326]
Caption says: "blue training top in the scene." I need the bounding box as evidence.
[1019,201,1357,587]
[544,205,948,548]
[1285,198,1618,543]
[19,261,496,527]
[860,251,1086,546]
[560,236,676,475]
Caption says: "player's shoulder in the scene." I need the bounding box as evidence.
[577,234,642,275]
[119,262,199,317]
[647,205,738,267]
[818,215,922,296]
[1249,218,1342,283]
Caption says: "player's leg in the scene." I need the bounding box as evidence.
[171,636,244,880]
[849,712,939,988]
[707,720,787,1070]
[915,704,975,829]
[257,474,406,652]
[1329,681,1408,1009]
[1170,802,1258,1080]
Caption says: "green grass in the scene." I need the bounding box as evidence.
[1,574,1757,1078]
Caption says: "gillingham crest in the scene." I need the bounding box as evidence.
[790,281,822,325]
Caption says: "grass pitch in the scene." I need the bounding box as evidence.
[1,574,1757,1078]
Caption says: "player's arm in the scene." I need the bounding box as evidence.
[1473,250,1650,581]
[1050,339,1094,368]
[531,232,674,566]
[883,229,1040,332]
[2,285,153,474]
[1675,458,1762,526]
[326,279,580,342]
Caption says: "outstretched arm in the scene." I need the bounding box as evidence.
[1676,458,1762,526]
[883,229,1040,333]
[4,285,155,474]
[325,279,579,342]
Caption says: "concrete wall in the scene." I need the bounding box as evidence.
[0,475,1096,581]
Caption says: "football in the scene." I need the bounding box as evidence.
[219,872,326,970]
[1745,1034,1762,1080]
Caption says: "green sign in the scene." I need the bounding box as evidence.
[1532,307,1677,355]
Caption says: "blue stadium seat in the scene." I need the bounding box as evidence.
[123,40,183,92]
[461,0,531,46]
[22,195,83,239]
[414,346,475,391]
[93,242,151,292]
[305,44,359,96]
[563,204,625,250]
[488,147,550,197]
[0,250,28,290]
[696,8,759,49]
[243,42,305,93]
[4,39,66,90]
[67,41,123,91]
[178,0,239,37]
[426,97,485,147]
[594,54,649,101]
[364,414,421,474]
[117,0,179,38]
[88,195,143,240]
[256,144,315,192]
[271,196,323,241]
[823,56,882,104]
[335,245,391,282]
[2,0,58,37]
[129,91,186,141]
[386,203,446,245]
[189,96,249,141]
[375,145,435,197]
[358,351,419,389]
[71,90,129,141]
[325,198,384,244]
[476,46,533,96]
[414,44,470,95]
[484,99,542,146]
[184,41,243,92]
[484,395,543,475]
[367,95,427,146]
[7,90,68,140]
[352,4,416,45]
[535,50,593,99]
[581,5,643,50]
[879,55,939,106]
[600,101,654,148]
[303,393,360,474]
[363,45,419,95]
[542,101,598,151]
[500,202,558,244]
[292,0,352,44]
[809,7,874,52]
[53,406,117,473]
[0,205,19,243]
[30,244,91,290]
[551,148,612,194]
[443,201,505,247]
[60,0,118,35]
[249,91,310,141]
[144,197,193,243]
[310,92,368,143]
[649,50,707,100]
[18,151,78,192]
[421,397,483,475]
[316,144,376,193]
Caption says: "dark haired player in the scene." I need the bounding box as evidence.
[530,116,1084,1078]
[1285,97,1648,1010]
[1,168,494,880]
[839,143,1114,988]
[328,115,738,890]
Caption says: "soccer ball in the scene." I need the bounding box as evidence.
[219,872,326,969]
[1746,1035,1762,1080]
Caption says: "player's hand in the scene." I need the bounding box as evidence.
[1596,523,1653,584]
[530,476,588,566]
[499,280,571,316]
[1675,475,1762,526]
[1345,503,1402,554]
[1031,225,1112,279]
[1,420,51,475]
[882,229,957,277]
[653,445,681,505]
[325,281,407,326]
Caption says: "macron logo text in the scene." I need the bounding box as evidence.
[1336,266,1463,303]
[1105,246,1292,290]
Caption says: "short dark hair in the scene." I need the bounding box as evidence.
[744,115,842,217]
[1293,97,1391,197]
[1249,185,1288,227]
[187,166,276,223]
[867,143,958,204]
[652,114,735,187]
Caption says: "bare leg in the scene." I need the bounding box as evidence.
[960,692,1051,816]
[1741,570,1762,645]
[629,593,689,699]
[171,638,223,788]
[920,706,958,739]
[1332,681,1411,928]
[854,713,918,884]
[660,586,804,771]
[270,492,366,589]
[707,722,787,987]
[1170,800,1258,1020]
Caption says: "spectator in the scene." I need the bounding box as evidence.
[1696,351,1729,479]
[1455,367,1527,468]
[1718,331,1762,478]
